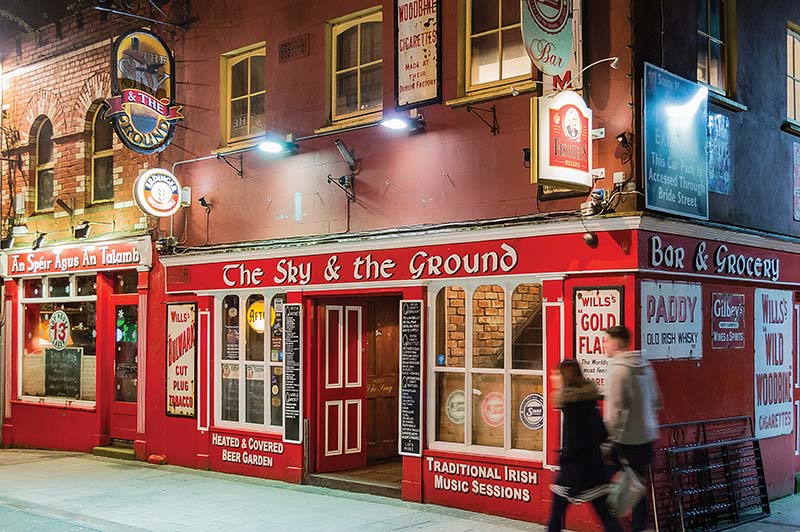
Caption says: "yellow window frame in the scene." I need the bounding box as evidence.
[91,107,114,204]
[221,44,266,147]
[787,26,800,121]
[331,9,383,123]
[35,119,54,213]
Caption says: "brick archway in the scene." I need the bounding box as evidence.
[74,72,112,133]
[21,89,67,144]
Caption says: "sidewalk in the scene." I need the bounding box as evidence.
[729,494,800,532]
[0,449,543,532]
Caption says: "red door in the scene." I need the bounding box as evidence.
[109,297,139,440]
[316,302,367,473]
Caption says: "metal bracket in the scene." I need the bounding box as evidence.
[466,104,499,136]
[216,153,243,178]
[327,174,355,202]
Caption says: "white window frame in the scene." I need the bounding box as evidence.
[17,274,99,408]
[214,290,285,433]
[426,278,547,461]
[788,28,800,122]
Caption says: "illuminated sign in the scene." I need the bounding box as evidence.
[522,0,572,76]
[247,300,266,333]
[133,168,182,217]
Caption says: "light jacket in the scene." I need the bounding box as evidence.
[604,350,662,445]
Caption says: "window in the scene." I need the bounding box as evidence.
[788,29,800,121]
[331,9,383,122]
[467,0,529,92]
[697,0,732,93]
[91,107,114,202]
[432,282,544,455]
[35,118,54,211]
[20,275,98,403]
[218,292,285,429]
[222,45,266,145]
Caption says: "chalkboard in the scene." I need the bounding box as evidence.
[282,303,303,443]
[399,300,423,456]
[45,348,83,399]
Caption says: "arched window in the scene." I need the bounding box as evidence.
[91,107,114,202]
[35,118,54,211]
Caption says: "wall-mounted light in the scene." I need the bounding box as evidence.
[380,112,425,132]
[73,220,115,240]
[32,232,46,251]
[334,139,357,172]
[559,56,620,92]
[0,235,15,249]
[616,132,632,149]
[258,133,299,155]
[329,139,358,202]
[55,197,74,217]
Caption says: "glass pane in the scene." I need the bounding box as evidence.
[709,0,722,40]
[471,0,499,35]
[249,94,265,136]
[93,156,114,201]
[113,270,139,294]
[337,26,358,71]
[789,77,795,120]
[270,366,283,426]
[48,276,70,298]
[501,0,519,26]
[223,295,240,361]
[472,285,505,369]
[472,373,504,447]
[435,372,464,443]
[37,169,54,211]
[697,35,709,84]
[25,279,43,298]
[360,21,382,64]
[245,364,265,424]
[794,35,800,77]
[245,294,265,361]
[512,284,543,370]
[336,71,359,116]
[230,58,249,99]
[710,40,724,90]
[270,295,285,362]
[76,276,97,296]
[38,120,53,164]
[360,64,383,111]
[795,80,800,121]
[511,374,544,451]
[435,287,466,368]
[115,305,138,402]
[697,0,707,33]
[787,34,793,77]
[221,363,239,421]
[250,54,266,93]
[471,33,500,85]
[501,28,528,79]
[230,98,248,139]
[94,112,113,152]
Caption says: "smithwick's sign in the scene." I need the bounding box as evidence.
[107,30,182,154]
[166,303,196,417]
[395,0,440,109]
[7,239,150,277]
[521,0,572,77]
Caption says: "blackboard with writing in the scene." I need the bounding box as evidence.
[399,300,423,456]
[45,348,83,399]
[282,303,303,443]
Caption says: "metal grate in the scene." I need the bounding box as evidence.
[279,34,310,63]
[166,266,190,285]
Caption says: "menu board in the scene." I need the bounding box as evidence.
[399,300,423,456]
[282,303,303,443]
[44,348,83,399]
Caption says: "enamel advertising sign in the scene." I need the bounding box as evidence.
[521,0,572,77]
[107,29,182,154]
[395,0,440,109]
[574,287,622,392]
[532,90,592,191]
[640,280,702,360]
[166,303,196,417]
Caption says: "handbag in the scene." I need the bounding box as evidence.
[607,454,646,517]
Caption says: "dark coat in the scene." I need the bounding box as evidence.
[554,380,610,496]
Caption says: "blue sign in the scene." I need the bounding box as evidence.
[644,63,709,220]
[707,113,731,195]
[436,353,446,367]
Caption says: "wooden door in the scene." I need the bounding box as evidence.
[316,303,367,472]
[366,298,399,461]
[109,298,139,440]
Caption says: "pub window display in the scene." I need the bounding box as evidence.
[433,282,544,454]
[219,292,285,429]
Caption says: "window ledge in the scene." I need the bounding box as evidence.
[446,81,539,109]
[708,91,748,113]
[781,119,800,137]
[213,138,264,156]
[313,112,383,135]
[12,398,96,412]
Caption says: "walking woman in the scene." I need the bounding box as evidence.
[548,360,621,532]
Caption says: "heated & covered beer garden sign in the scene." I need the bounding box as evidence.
[107,30,182,153]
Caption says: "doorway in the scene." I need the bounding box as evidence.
[108,297,139,441]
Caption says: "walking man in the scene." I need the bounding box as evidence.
[603,325,662,532]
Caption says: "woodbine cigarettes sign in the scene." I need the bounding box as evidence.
[167,303,196,417]
[395,0,440,109]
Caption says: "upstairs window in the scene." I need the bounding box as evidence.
[788,28,800,121]
[697,0,733,93]
[92,107,114,203]
[331,9,383,122]
[467,0,530,92]
[222,45,266,145]
[35,118,54,212]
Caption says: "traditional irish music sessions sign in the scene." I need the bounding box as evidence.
[395,0,441,109]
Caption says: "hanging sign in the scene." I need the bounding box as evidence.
[532,90,592,191]
[395,0,441,109]
[753,289,794,439]
[573,287,622,392]
[133,168,182,217]
[640,280,702,360]
[282,303,303,443]
[399,300,423,456]
[166,303,196,417]
[107,29,182,153]
[521,0,573,77]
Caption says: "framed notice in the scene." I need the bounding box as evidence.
[394,0,441,109]
[711,292,744,349]
[282,303,303,444]
[166,303,197,417]
[399,300,423,456]
[573,287,623,393]
[640,280,702,360]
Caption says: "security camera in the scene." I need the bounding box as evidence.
[198,196,212,208]
[334,139,357,172]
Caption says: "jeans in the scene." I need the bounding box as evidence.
[547,494,623,532]
[619,441,654,532]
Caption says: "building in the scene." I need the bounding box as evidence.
[1,0,799,530]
